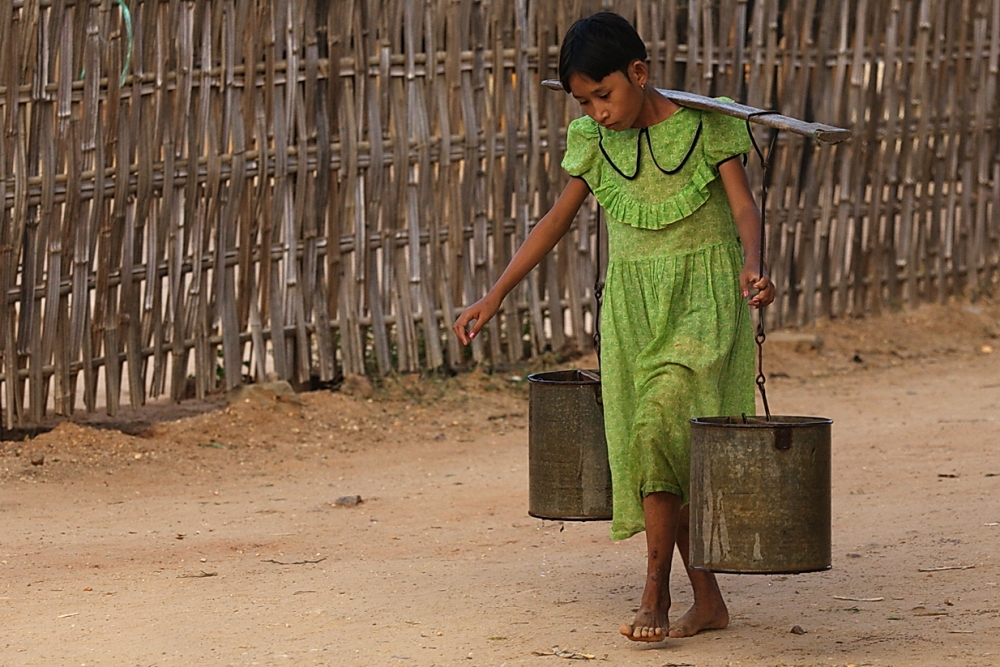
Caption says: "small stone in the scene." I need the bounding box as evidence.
[790,624,807,635]
[29,452,44,466]
[334,495,363,507]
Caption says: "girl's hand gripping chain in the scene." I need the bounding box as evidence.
[741,261,775,309]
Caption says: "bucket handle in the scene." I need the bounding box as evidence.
[577,369,603,407]
[774,426,792,451]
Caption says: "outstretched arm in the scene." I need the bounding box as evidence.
[452,176,591,345]
[719,158,775,308]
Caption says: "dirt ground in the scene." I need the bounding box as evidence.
[1,300,999,667]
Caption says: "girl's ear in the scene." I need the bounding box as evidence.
[629,59,649,88]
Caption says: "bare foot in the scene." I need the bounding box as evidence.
[667,600,729,638]
[619,607,668,642]
[621,492,680,643]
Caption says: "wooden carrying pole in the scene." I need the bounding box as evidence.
[540,80,852,145]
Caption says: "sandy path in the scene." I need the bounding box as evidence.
[1,306,999,667]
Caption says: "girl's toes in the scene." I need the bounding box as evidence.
[620,624,664,642]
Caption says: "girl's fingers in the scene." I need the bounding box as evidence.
[750,284,775,307]
[743,272,774,308]
[453,307,486,345]
[452,312,473,345]
[467,318,483,341]
[742,272,769,292]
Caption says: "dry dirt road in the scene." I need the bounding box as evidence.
[1,302,999,667]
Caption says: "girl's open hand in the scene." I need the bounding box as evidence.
[740,262,775,309]
[452,294,501,346]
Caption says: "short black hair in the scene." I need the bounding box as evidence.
[558,12,648,94]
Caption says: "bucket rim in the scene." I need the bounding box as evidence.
[528,510,612,522]
[690,415,833,427]
[692,564,832,575]
[527,369,601,385]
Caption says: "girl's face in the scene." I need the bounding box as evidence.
[567,62,646,131]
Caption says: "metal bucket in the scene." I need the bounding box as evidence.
[527,370,612,521]
[689,415,832,574]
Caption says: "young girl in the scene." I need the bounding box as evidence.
[452,12,774,643]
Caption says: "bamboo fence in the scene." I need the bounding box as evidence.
[0,0,998,424]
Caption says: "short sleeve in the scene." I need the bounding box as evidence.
[701,98,753,168]
[561,116,602,190]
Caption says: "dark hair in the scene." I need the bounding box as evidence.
[558,12,648,94]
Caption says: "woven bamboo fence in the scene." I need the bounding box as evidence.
[0,0,998,424]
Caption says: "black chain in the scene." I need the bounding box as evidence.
[744,111,781,422]
[594,206,604,359]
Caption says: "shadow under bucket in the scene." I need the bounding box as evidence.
[527,370,612,521]
[689,415,832,574]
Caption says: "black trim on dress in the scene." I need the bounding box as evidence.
[597,119,703,181]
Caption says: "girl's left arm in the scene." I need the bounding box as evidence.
[719,158,775,308]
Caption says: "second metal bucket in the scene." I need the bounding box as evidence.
[689,415,832,574]
[527,369,612,521]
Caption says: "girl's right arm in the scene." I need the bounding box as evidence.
[452,176,591,345]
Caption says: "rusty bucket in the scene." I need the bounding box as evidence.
[527,370,612,521]
[689,415,832,574]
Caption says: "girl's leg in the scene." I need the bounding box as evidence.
[620,491,680,642]
[669,504,730,637]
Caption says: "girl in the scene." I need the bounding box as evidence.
[452,12,774,643]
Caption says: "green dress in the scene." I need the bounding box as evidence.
[561,101,756,541]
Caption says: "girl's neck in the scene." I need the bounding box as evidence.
[632,87,682,129]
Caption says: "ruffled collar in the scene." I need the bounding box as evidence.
[595,108,703,180]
